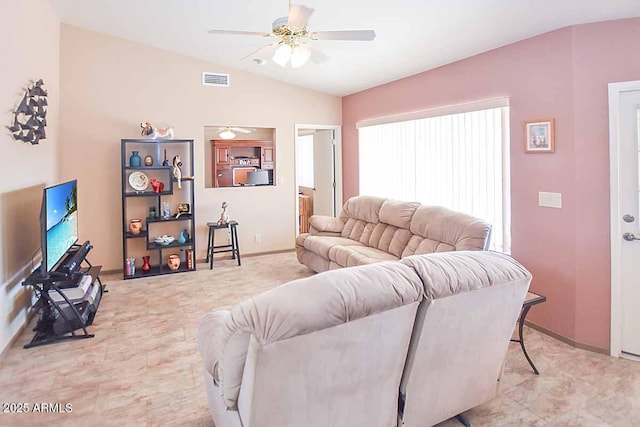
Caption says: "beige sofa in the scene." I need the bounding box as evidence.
[296,195,492,273]
[198,251,531,427]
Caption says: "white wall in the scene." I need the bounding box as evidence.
[0,0,60,353]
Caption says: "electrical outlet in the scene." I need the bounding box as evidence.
[255,234,262,243]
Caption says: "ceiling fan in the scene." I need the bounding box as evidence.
[207,4,376,68]
[216,126,254,139]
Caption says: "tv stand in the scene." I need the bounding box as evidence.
[22,241,105,349]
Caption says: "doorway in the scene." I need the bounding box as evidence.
[609,80,640,359]
[294,124,342,235]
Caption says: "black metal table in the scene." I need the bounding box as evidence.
[512,291,547,374]
[206,220,240,269]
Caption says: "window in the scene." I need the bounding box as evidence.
[358,101,510,252]
[296,135,315,188]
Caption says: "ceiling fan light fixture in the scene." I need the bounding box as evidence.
[219,129,236,139]
[273,43,292,67]
[291,44,311,68]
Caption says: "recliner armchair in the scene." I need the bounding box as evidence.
[398,251,531,426]
[198,260,424,427]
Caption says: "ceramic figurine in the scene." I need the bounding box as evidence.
[140,121,174,139]
[150,178,164,193]
[217,201,229,225]
[175,203,190,218]
[172,155,183,189]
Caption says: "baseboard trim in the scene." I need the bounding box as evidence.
[198,248,295,263]
[103,249,298,276]
[524,320,609,355]
[0,308,36,362]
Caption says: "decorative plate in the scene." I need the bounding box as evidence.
[129,171,149,191]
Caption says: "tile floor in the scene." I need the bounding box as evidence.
[0,252,638,426]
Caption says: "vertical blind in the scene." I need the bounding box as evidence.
[359,106,510,252]
[296,135,315,188]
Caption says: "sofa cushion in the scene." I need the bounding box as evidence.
[379,199,421,229]
[309,215,345,233]
[302,235,364,259]
[329,245,399,267]
[338,195,385,224]
[401,235,456,257]
[369,224,414,258]
[202,261,424,409]
[409,206,491,251]
[401,250,531,300]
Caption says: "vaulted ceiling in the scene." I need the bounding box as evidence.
[49,0,640,96]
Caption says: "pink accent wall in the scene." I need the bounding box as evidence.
[342,18,640,351]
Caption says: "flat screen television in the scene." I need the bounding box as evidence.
[40,180,79,275]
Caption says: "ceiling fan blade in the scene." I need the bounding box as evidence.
[239,43,279,61]
[312,30,376,41]
[307,45,329,64]
[208,29,272,37]
[231,128,252,134]
[287,5,314,28]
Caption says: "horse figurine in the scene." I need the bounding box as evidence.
[217,201,229,225]
[140,121,174,139]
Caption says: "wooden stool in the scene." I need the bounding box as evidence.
[206,221,241,269]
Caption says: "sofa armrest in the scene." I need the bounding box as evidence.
[199,309,252,409]
[309,215,345,236]
[198,310,230,385]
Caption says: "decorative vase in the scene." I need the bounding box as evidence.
[144,155,153,166]
[178,229,189,244]
[167,254,180,271]
[129,219,142,235]
[142,255,151,272]
[129,151,142,167]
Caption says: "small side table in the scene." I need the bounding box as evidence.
[206,221,241,269]
[512,291,547,374]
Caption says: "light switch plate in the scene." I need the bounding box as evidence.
[539,192,562,208]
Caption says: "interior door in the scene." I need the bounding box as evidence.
[613,87,640,358]
[313,130,336,216]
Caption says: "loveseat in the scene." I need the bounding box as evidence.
[296,195,492,273]
[198,251,531,427]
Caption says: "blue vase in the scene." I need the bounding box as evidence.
[178,229,189,244]
[129,151,142,167]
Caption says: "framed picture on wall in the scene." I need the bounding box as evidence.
[524,119,555,153]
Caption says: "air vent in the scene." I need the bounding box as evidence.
[202,72,230,87]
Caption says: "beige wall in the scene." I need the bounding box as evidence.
[59,25,341,271]
[0,0,60,352]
